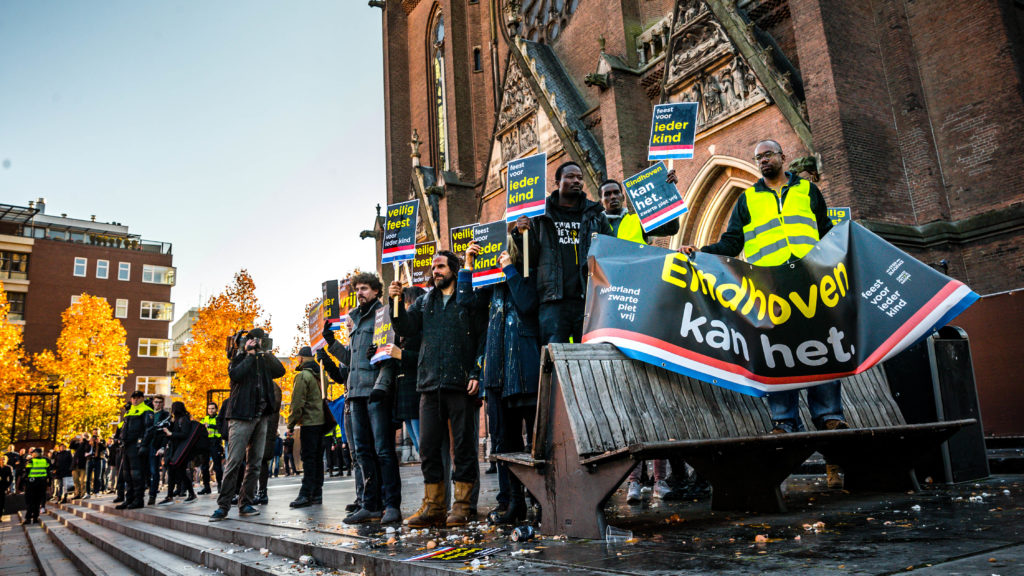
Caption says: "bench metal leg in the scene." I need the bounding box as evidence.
[685,446,814,513]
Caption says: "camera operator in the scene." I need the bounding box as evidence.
[116,391,155,510]
[210,328,285,522]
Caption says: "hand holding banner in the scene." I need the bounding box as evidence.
[648,102,699,161]
[622,162,688,233]
[470,220,507,288]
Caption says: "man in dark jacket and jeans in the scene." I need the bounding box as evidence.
[512,161,613,344]
[325,272,402,525]
[390,250,481,528]
[210,328,285,522]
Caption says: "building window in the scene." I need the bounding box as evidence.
[473,47,482,72]
[142,265,176,285]
[140,301,174,321]
[73,257,87,277]
[137,338,172,358]
[115,299,128,319]
[0,251,29,280]
[71,294,81,305]
[429,11,450,171]
[135,376,171,397]
[118,262,131,281]
[96,259,109,279]
[7,292,25,321]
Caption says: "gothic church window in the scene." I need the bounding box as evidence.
[429,10,450,171]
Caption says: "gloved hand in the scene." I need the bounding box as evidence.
[369,388,387,403]
[322,324,336,345]
[316,348,335,368]
[366,342,377,361]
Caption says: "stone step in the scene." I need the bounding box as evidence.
[46,508,220,576]
[35,512,135,576]
[59,503,325,576]
[0,515,40,576]
[20,516,84,576]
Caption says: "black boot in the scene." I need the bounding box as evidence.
[489,498,526,525]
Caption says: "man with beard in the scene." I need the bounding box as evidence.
[512,161,613,344]
[324,272,401,525]
[679,140,849,478]
[389,251,480,528]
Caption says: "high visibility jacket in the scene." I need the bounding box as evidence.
[201,415,221,439]
[741,179,820,266]
[324,425,341,438]
[611,213,647,244]
[27,457,48,479]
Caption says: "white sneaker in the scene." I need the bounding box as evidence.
[653,480,673,500]
[626,481,642,503]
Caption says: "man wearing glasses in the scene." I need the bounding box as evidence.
[679,139,850,443]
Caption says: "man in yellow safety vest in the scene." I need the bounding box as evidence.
[22,447,50,524]
[599,170,681,245]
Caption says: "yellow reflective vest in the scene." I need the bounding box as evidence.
[611,212,647,245]
[201,415,221,439]
[27,457,48,479]
[741,179,820,266]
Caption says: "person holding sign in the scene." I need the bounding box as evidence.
[458,240,540,525]
[389,250,482,528]
[322,272,403,525]
[600,172,682,244]
[679,139,850,440]
[511,161,613,344]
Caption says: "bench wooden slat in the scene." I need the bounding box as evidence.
[664,371,699,440]
[627,360,664,442]
[531,349,555,461]
[596,359,640,446]
[566,359,613,454]
[554,359,597,456]
[621,359,660,443]
[582,359,627,450]
[640,363,682,440]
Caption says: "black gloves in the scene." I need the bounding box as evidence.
[322,324,335,345]
[316,348,335,369]
[366,342,377,361]
[369,388,387,403]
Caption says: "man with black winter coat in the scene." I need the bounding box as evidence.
[511,161,613,344]
[210,328,285,522]
[147,396,170,505]
[389,250,482,528]
[324,272,402,525]
[116,391,155,510]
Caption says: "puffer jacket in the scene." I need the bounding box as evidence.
[512,191,612,303]
[226,352,286,421]
[392,281,481,393]
[327,299,390,398]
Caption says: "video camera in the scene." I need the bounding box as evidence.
[225,328,273,359]
[150,415,172,433]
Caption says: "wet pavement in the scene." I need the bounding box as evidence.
[106,463,1024,574]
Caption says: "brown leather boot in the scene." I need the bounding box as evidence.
[405,483,446,528]
[826,464,844,489]
[446,481,475,527]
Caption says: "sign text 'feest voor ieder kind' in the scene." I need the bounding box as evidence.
[411,243,437,287]
[471,220,507,288]
[370,303,395,365]
[382,199,418,264]
[582,222,978,397]
[648,102,699,161]
[505,152,547,222]
[622,162,689,232]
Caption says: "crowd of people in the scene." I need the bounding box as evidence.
[3,140,849,529]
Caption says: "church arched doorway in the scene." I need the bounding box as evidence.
[671,155,760,251]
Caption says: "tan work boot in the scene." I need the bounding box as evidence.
[405,483,447,528]
[826,464,844,489]
[446,481,475,527]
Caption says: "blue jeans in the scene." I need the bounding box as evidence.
[767,380,844,432]
[404,419,420,452]
[348,396,401,512]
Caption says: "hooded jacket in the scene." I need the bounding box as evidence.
[226,351,286,421]
[288,359,325,428]
[512,191,612,304]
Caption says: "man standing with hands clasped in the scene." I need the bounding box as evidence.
[679,140,850,488]
[390,250,481,528]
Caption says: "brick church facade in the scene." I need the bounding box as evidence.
[371,0,1024,296]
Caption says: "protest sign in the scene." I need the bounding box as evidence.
[648,102,699,161]
[622,161,689,232]
[450,223,476,257]
[370,303,395,365]
[382,199,418,264]
[470,220,507,288]
[321,280,342,330]
[411,242,437,287]
[337,278,357,318]
[582,222,978,397]
[828,207,851,227]
[307,298,326,352]
[505,152,546,222]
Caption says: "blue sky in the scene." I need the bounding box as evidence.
[0,1,385,348]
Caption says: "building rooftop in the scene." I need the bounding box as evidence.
[0,199,172,255]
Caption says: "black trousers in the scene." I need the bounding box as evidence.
[124,443,147,506]
[538,299,585,344]
[299,424,325,499]
[420,389,478,485]
[25,479,46,520]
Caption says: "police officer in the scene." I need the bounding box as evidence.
[198,402,223,494]
[117,390,155,510]
[22,448,50,524]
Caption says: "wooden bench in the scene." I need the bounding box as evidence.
[498,343,975,539]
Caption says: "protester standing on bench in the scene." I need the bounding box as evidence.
[680,139,851,486]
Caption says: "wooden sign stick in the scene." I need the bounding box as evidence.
[392,262,400,317]
[523,228,530,278]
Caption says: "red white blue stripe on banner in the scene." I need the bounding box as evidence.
[640,202,689,231]
[472,269,505,288]
[648,144,694,160]
[370,347,391,365]
[583,281,978,397]
[382,245,415,264]
[505,199,546,222]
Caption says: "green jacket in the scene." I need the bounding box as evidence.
[287,360,324,429]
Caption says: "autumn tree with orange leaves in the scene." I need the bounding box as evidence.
[34,294,131,440]
[0,282,34,447]
[173,270,273,416]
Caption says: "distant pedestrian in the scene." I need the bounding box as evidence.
[287,346,324,509]
[22,448,50,524]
